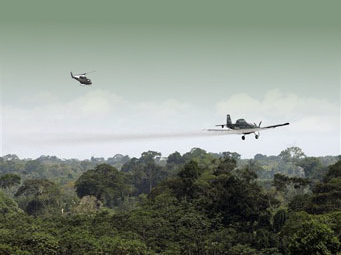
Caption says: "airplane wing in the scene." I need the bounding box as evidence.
[207,122,289,135]
[259,122,290,130]
[215,124,226,128]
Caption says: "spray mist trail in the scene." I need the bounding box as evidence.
[20,130,226,145]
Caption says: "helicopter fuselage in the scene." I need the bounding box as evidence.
[71,72,92,85]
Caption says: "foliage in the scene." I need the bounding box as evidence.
[279,147,306,163]
[0,190,22,215]
[273,209,288,233]
[75,164,131,208]
[122,151,168,195]
[0,148,339,254]
[15,179,62,216]
[324,160,341,182]
[283,212,340,255]
[297,157,325,180]
[310,168,341,213]
[0,173,21,189]
[72,195,102,215]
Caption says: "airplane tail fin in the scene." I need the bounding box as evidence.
[226,114,232,125]
[215,114,233,128]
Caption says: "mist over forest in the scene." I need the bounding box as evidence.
[1,0,340,253]
[0,147,340,254]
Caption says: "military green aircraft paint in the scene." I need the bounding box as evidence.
[207,114,289,140]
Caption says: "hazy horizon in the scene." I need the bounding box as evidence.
[1,1,340,159]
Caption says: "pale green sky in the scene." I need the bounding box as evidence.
[1,0,340,28]
[1,1,340,102]
[1,0,340,158]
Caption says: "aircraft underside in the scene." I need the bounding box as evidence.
[242,131,260,140]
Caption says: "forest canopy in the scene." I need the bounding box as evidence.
[0,147,340,255]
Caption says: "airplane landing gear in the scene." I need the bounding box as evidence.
[242,136,245,140]
[255,134,259,139]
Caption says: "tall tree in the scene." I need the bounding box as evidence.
[308,160,341,213]
[75,164,131,208]
[283,212,340,255]
[121,151,167,195]
[279,147,306,163]
[0,173,21,189]
[15,179,62,216]
[297,157,324,180]
[140,151,163,193]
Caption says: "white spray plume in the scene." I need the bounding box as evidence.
[18,130,226,145]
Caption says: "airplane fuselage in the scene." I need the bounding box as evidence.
[211,114,289,140]
[225,119,256,130]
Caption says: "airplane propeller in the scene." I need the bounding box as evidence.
[254,121,262,128]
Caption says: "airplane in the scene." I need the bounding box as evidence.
[207,114,289,140]
[70,71,95,85]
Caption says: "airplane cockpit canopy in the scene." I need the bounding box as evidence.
[236,119,247,124]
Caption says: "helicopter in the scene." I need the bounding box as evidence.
[71,71,95,85]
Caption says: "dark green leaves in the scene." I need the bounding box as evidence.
[75,164,131,208]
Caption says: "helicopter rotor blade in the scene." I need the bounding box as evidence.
[84,70,95,75]
[74,70,96,76]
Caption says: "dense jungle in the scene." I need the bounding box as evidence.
[0,147,340,255]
